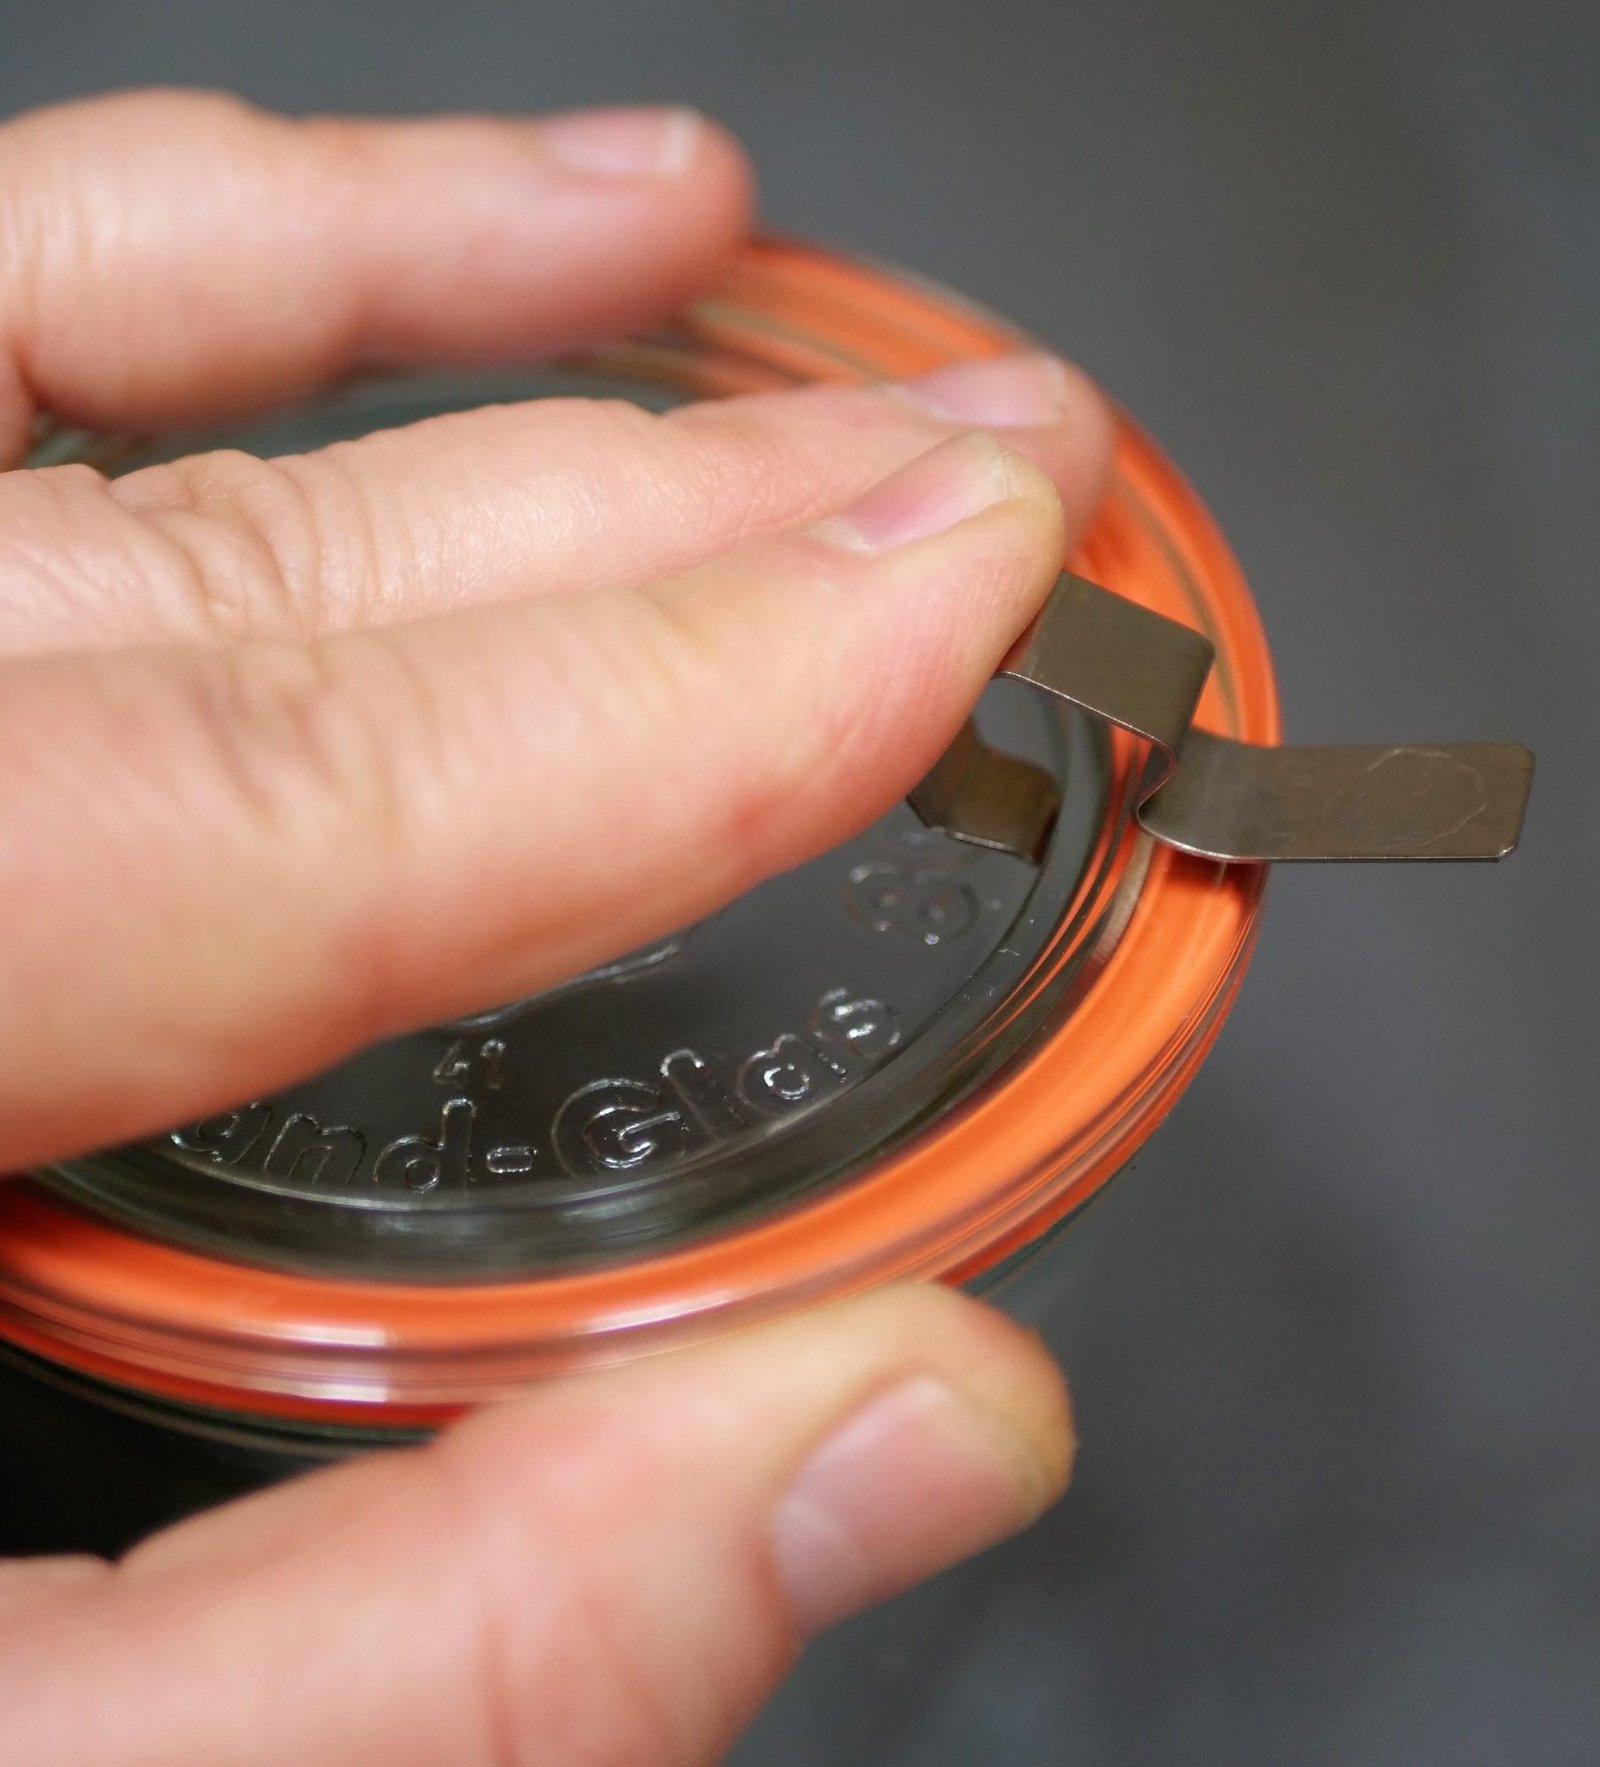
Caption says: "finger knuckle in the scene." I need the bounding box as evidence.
[109,447,387,642]
[0,89,277,330]
[291,112,396,198]
[71,87,268,131]
[502,394,671,470]
[663,402,824,540]
[0,144,91,349]
[465,393,730,554]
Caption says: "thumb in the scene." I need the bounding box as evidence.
[0,1285,1072,1767]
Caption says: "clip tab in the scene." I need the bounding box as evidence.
[910,574,1534,865]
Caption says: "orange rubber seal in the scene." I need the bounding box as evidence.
[0,238,1278,1425]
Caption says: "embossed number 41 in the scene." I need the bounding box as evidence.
[431,1037,506,1091]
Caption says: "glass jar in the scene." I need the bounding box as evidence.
[0,237,1276,1551]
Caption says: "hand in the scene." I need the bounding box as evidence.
[0,91,1108,1764]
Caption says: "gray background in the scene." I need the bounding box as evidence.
[2,2,1594,1762]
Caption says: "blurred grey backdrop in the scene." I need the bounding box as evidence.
[3,2,1594,1762]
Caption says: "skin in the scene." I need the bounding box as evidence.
[0,91,1114,1766]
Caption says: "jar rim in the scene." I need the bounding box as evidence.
[0,236,1278,1422]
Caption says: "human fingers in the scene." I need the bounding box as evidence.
[0,88,752,465]
[0,351,1110,655]
[0,435,1069,1168]
[0,1285,1073,1767]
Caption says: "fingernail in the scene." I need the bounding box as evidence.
[539,106,702,179]
[898,352,1075,427]
[813,433,1014,553]
[772,1376,1058,1636]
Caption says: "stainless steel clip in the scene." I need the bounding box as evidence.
[909,573,1534,865]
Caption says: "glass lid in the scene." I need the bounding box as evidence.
[35,370,1110,1280]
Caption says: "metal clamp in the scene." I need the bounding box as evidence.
[909,573,1534,865]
